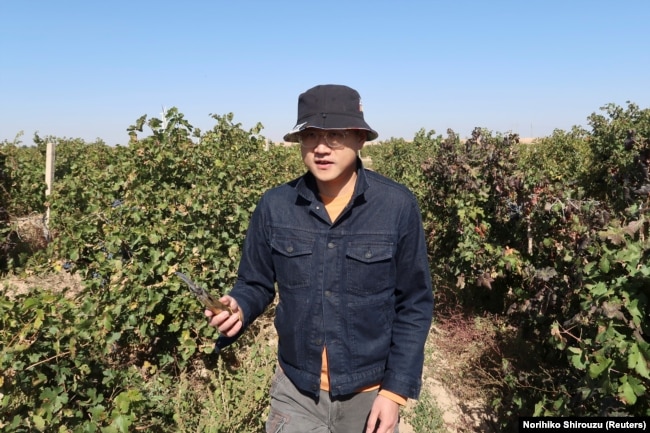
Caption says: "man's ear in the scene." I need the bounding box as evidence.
[356,130,368,149]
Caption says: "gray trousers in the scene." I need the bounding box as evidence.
[266,367,399,433]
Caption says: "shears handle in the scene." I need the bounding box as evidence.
[175,272,234,315]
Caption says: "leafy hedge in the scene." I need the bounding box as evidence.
[1,110,302,431]
[365,102,650,429]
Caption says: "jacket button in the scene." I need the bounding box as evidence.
[286,246,294,253]
[327,242,335,249]
[365,251,372,258]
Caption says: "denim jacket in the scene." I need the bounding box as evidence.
[229,159,434,399]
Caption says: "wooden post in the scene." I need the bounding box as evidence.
[45,142,55,237]
[527,215,533,255]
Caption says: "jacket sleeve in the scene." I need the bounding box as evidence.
[227,194,277,332]
[381,198,434,399]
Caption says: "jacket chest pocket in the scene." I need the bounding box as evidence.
[346,242,395,295]
[270,236,314,290]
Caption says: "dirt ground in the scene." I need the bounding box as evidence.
[399,320,494,433]
[1,270,83,299]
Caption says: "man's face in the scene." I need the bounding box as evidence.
[299,129,365,193]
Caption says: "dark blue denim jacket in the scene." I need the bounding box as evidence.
[229,159,434,399]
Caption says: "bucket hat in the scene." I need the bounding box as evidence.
[283,84,378,142]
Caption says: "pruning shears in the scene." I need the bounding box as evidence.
[175,271,233,316]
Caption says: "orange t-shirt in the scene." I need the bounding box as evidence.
[321,191,407,406]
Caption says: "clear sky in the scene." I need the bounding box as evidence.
[1,1,649,146]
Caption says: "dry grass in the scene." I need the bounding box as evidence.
[10,213,50,252]
[1,268,83,299]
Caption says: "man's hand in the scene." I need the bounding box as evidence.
[205,295,243,337]
[365,394,400,433]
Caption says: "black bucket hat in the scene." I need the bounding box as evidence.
[283,84,378,142]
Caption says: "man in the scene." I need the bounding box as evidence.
[207,84,434,433]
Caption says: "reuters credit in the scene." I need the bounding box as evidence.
[519,417,649,432]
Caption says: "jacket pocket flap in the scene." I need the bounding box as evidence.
[346,243,393,263]
[271,236,314,258]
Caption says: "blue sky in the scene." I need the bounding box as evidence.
[1,1,649,146]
